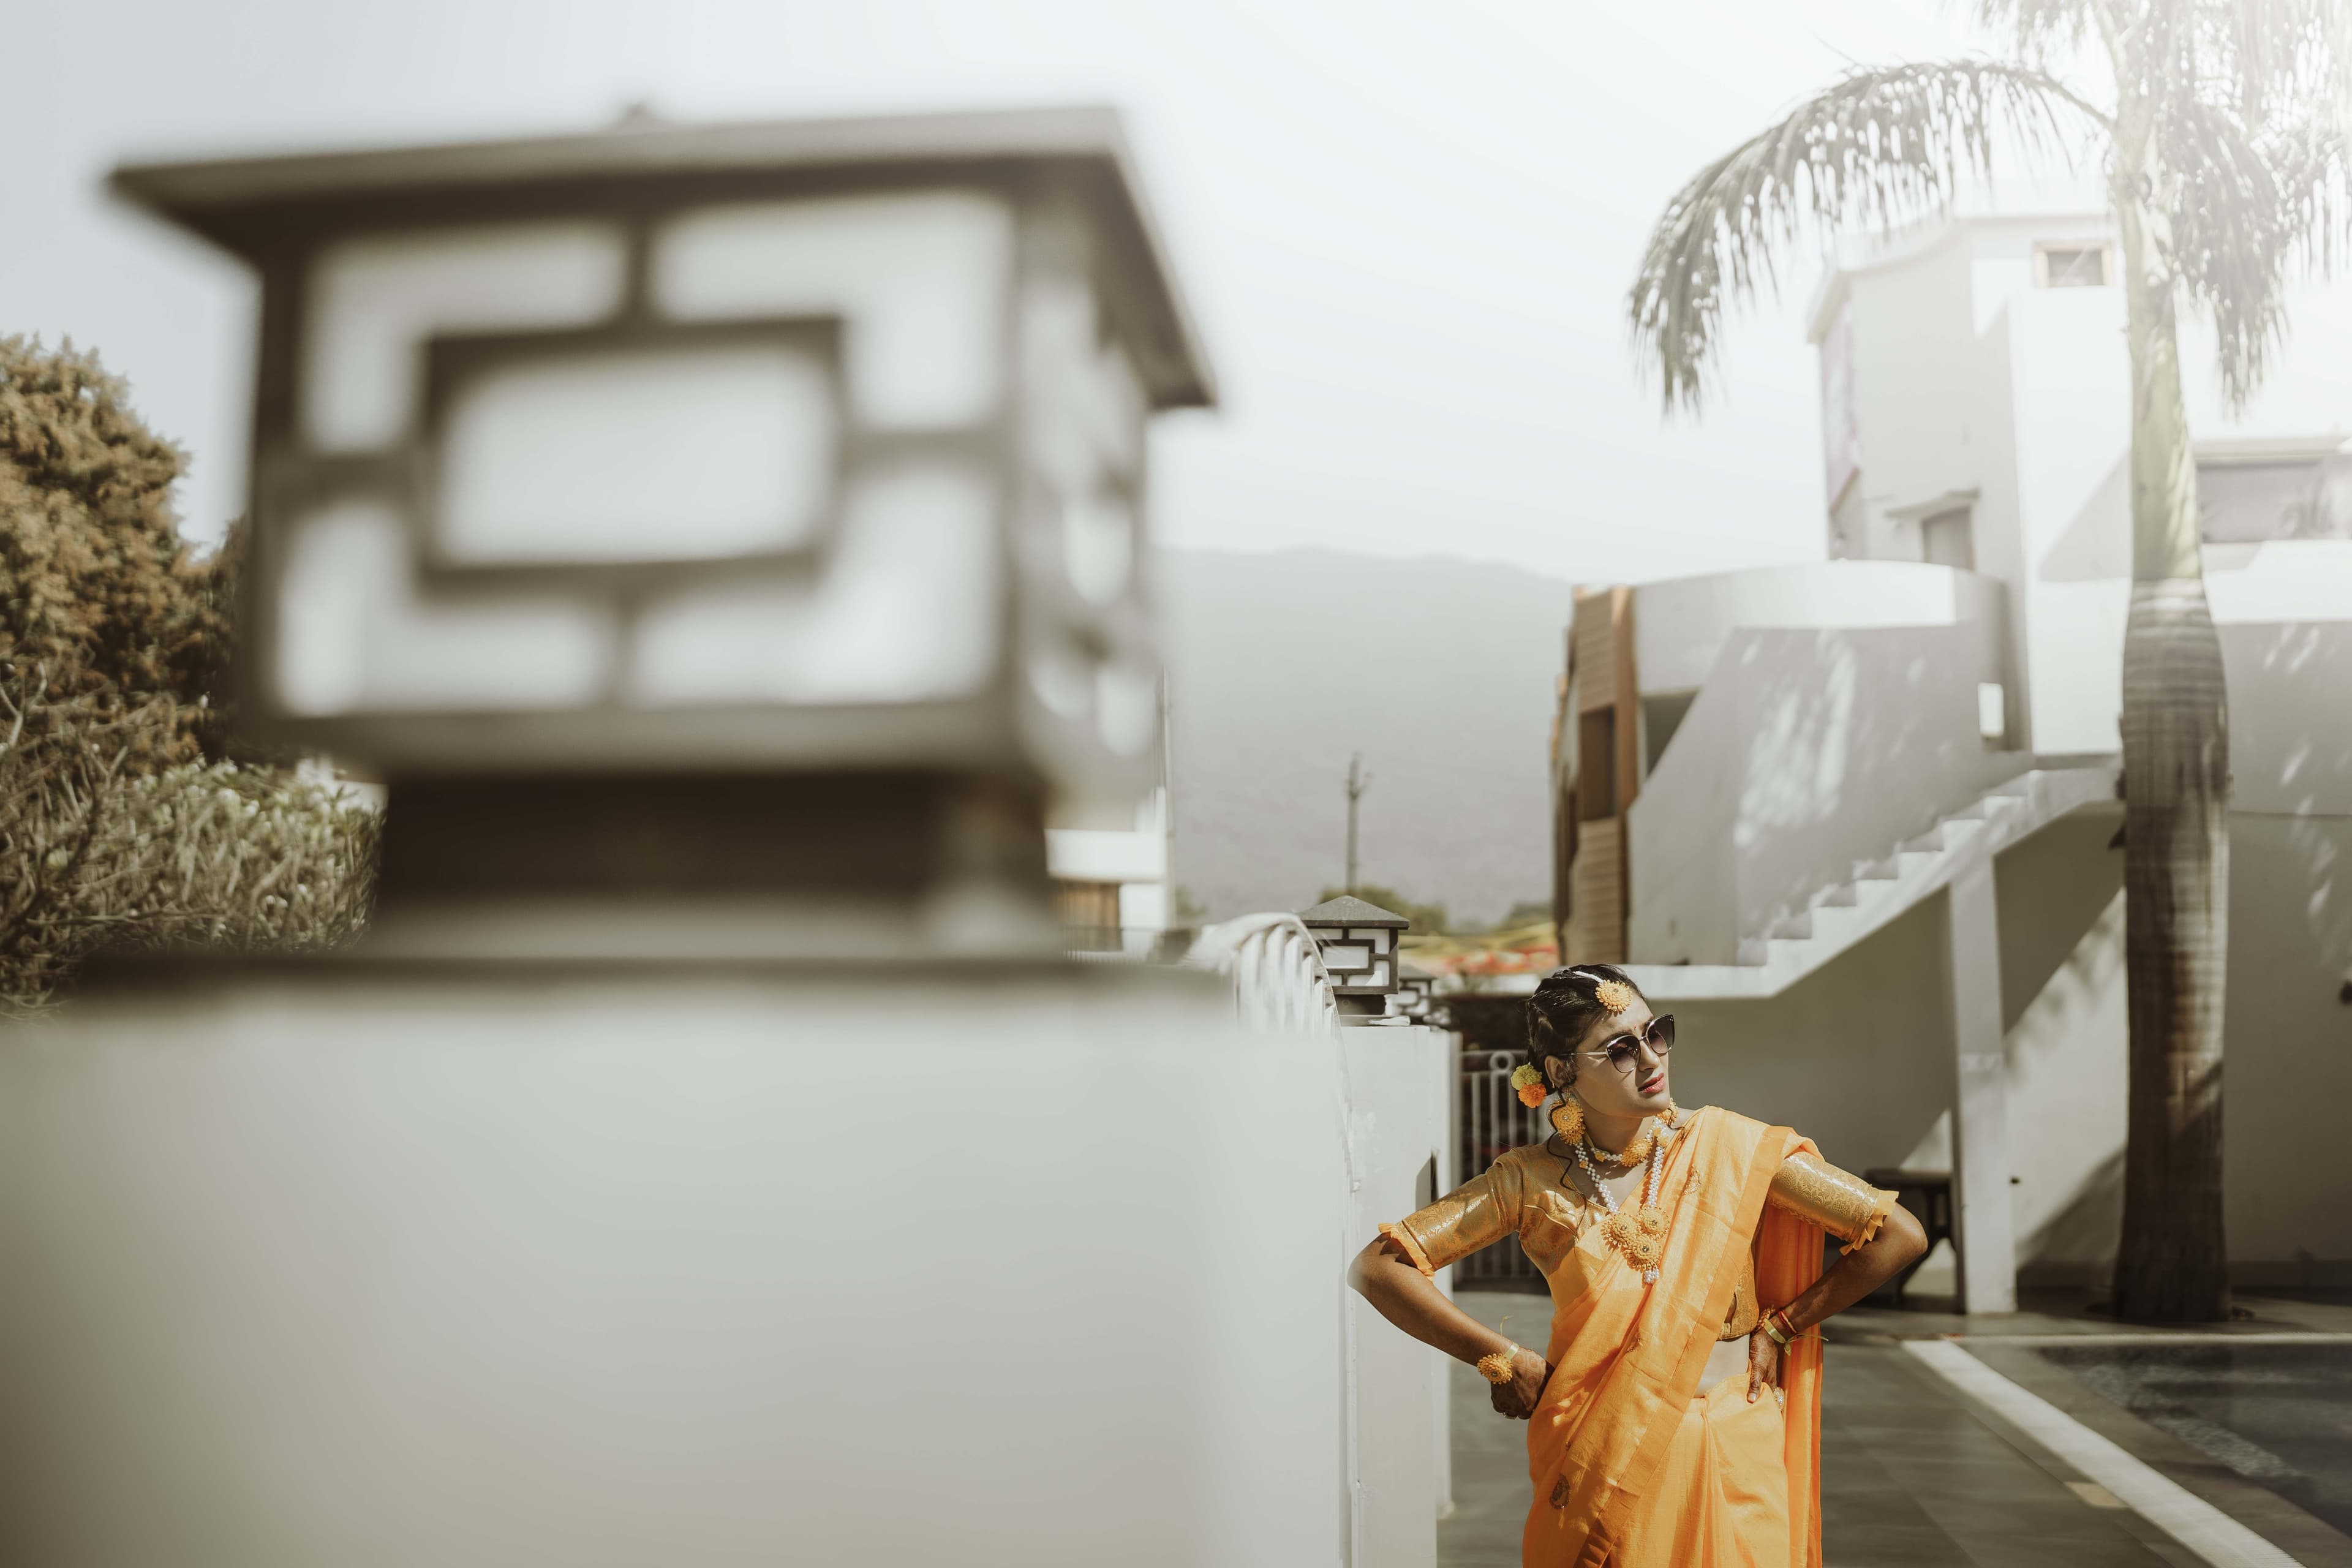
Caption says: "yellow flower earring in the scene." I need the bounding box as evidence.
[1548,1090,1585,1145]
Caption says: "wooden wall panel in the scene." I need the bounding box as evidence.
[1566,815,1624,965]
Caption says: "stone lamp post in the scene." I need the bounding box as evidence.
[1297,894,1411,1022]
[1395,956,1438,1022]
[107,106,1213,956]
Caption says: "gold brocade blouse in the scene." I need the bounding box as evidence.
[1379,1122,1896,1341]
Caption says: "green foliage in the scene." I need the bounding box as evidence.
[1318,883,1449,935]
[0,343,372,1008]
[0,677,377,1011]
[0,335,230,761]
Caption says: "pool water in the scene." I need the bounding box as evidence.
[2035,1343,2352,1535]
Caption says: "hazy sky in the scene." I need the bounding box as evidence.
[7,0,1986,582]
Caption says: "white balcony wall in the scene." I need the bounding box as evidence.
[1629,624,2021,965]
[1632,561,2006,698]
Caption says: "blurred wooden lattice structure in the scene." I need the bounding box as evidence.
[1551,585,1639,965]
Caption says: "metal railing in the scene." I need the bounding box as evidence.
[1455,1048,1546,1289]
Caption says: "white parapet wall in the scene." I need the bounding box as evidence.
[1191,914,1455,1565]
[0,958,1455,1567]
[1632,560,2007,699]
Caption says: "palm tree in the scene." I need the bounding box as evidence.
[1629,2,2346,1323]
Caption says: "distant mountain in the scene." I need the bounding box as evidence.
[1159,547,1577,929]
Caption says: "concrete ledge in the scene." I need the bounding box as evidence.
[2016,1259,2352,1292]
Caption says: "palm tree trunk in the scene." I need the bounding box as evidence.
[2109,174,2233,1325]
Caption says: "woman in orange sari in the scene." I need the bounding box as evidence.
[1349,965,1929,1567]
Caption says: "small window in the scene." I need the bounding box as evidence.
[2036,244,2111,288]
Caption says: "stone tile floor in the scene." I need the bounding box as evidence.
[1439,1289,2352,1568]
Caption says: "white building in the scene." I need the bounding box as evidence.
[1545,184,2352,1310]
[1047,674,1174,953]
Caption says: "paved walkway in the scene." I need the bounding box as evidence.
[1439,1289,2352,1568]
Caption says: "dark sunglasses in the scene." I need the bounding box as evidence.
[1577,1014,1675,1075]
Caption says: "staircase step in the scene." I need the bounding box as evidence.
[1688,766,2117,992]
[1806,904,1868,944]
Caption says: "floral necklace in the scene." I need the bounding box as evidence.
[1571,1123,1670,1283]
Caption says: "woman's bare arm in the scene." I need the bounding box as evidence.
[1782,1201,1929,1332]
[1348,1235,1549,1417]
[1744,1202,1930,1400]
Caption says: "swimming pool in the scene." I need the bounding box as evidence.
[2034,1341,2352,1535]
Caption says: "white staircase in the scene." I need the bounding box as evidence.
[1628,764,2119,1001]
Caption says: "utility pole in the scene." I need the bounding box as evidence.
[1344,753,1370,894]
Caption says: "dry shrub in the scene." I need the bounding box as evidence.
[0,670,377,1011]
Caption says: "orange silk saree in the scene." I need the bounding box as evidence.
[1521,1107,1825,1568]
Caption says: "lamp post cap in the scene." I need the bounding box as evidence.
[109,102,1214,411]
[1295,894,1409,929]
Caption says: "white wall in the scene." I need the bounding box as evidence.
[1996,815,2130,1280]
[1995,287,2136,756]
[1993,800,2352,1285]
[1629,623,2018,965]
[1632,560,2005,698]
[1842,224,1981,554]
[1340,1025,1454,1568]
[2226,816,2352,1272]
[0,968,1370,1567]
[2217,614,2352,1275]
[1657,894,1961,1182]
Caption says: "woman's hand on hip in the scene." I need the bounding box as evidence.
[1490,1348,1550,1420]
[1746,1327,1784,1404]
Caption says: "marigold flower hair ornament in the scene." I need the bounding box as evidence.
[1510,1063,1547,1109]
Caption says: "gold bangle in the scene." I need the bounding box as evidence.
[1760,1314,1792,1349]
[1476,1343,1521,1384]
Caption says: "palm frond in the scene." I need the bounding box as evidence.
[2209,0,2340,123]
[1629,59,2102,412]
[2166,102,2348,404]
[1971,0,2099,62]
